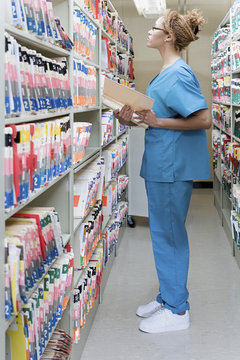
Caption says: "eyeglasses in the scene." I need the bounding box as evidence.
[152,27,168,34]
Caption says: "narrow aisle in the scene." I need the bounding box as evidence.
[81,189,240,360]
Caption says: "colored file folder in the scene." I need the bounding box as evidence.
[103,78,154,128]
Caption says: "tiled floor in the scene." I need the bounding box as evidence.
[81,189,240,360]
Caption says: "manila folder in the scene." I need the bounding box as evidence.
[103,78,154,129]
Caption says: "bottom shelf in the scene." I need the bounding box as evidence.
[70,292,100,360]
[213,191,222,220]
[70,231,124,360]
[222,208,233,248]
[222,208,231,232]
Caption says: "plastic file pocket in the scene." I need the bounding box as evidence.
[73,59,97,108]
[7,244,74,360]
[4,117,72,212]
[73,7,97,59]
[5,33,72,117]
[101,109,114,146]
[5,207,65,319]
[6,0,73,50]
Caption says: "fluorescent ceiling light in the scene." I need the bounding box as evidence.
[133,0,166,18]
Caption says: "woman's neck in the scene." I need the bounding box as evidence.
[159,46,181,71]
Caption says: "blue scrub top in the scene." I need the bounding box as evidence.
[140,58,211,182]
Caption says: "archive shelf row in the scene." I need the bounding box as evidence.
[211,2,240,268]
[2,0,133,359]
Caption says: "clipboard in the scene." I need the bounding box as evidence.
[102,78,154,129]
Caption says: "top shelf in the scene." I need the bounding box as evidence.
[73,0,100,28]
[5,24,71,57]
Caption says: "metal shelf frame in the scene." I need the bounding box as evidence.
[212,6,240,267]
[3,1,133,359]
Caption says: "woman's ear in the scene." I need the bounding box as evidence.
[165,33,174,43]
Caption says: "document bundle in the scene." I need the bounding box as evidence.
[75,200,103,269]
[102,2,118,40]
[73,8,97,60]
[212,128,221,154]
[103,179,117,217]
[211,27,230,56]
[6,0,73,50]
[211,48,230,79]
[5,116,72,211]
[102,201,128,266]
[74,157,105,218]
[5,207,64,319]
[7,245,74,360]
[212,103,231,134]
[5,33,72,117]
[73,241,103,343]
[103,134,128,182]
[80,0,102,22]
[41,329,73,360]
[117,20,128,52]
[222,165,231,198]
[117,175,128,200]
[101,109,114,146]
[73,59,97,108]
[101,37,117,72]
[231,210,240,247]
[212,76,231,104]
[73,122,92,164]
[232,184,240,212]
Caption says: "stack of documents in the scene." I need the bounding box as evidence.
[7,246,74,360]
[73,8,97,59]
[231,210,240,246]
[73,241,103,343]
[117,175,129,200]
[102,201,128,266]
[102,179,118,217]
[101,37,117,72]
[113,201,128,225]
[101,109,114,146]
[41,329,73,360]
[5,207,64,319]
[118,121,127,134]
[74,157,105,218]
[73,122,92,164]
[103,134,128,182]
[6,0,73,49]
[102,219,119,265]
[5,117,72,211]
[74,200,103,269]
[102,2,117,40]
[73,59,97,108]
[5,33,72,117]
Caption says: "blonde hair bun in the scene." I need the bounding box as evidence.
[184,9,205,36]
[163,9,205,51]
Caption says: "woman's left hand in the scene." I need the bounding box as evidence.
[135,110,160,127]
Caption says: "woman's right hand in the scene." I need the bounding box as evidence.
[113,105,134,125]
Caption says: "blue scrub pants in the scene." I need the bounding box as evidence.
[145,180,193,314]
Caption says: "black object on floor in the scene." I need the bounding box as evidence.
[193,181,213,189]
[127,215,136,228]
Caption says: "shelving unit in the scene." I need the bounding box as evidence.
[2,1,134,359]
[212,5,240,260]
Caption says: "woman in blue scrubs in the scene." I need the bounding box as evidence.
[114,9,211,333]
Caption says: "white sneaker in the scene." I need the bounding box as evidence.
[139,308,190,333]
[136,300,162,318]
